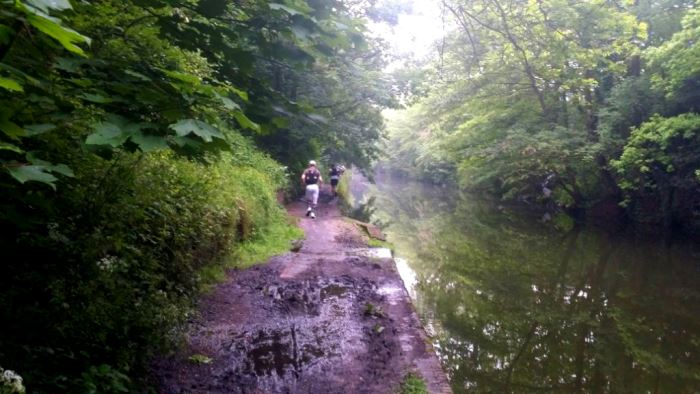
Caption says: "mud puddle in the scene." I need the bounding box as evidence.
[153,257,408,393]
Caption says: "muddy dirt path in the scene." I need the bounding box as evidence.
[153,188,450,393]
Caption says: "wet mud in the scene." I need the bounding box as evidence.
[152,192,450,393]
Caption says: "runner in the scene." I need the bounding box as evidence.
[301,160,323,219]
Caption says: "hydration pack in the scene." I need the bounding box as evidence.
[305,169,320,185]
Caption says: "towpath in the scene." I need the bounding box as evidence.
[153,187,450,393]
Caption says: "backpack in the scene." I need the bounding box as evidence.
[305,169,320,185]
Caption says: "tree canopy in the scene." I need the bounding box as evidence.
[383,0,700,230]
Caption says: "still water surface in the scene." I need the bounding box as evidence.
[351,172,700,393]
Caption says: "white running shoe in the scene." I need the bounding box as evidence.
[306,207,312,217]
[310,212,316,219]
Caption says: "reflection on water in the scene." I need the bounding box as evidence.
[356,172,700,393]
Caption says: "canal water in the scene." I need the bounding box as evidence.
[348,171,700,393]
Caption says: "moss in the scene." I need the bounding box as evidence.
[368,238,394,250]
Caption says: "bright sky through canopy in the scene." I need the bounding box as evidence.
[367,0,446,66]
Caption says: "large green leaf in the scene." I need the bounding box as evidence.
[169,119,223,142]
[0,142,23,153]
[131,131,168,152]
[0,76,23,92]
[25,123,56,136]
[233,112,260,132]
[7,165,58,189]
[25,13,90,55]
[86,115,151,147]
[86,121,130,147]
[215,92,240,110]
[79,93,114,103]
[26,153,74,177]
[0,119,25,140]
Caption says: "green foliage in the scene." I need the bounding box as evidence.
[646,6,700,103]
[0,147,294,391]
[612,114,700,211]
[398,372,428,394]
[384,0,700,228]
[0,0,390,189]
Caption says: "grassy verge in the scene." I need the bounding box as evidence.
[199,211,304,291]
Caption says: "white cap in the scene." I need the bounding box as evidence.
[309,160,317,166]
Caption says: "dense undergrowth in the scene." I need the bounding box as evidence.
[0,147,301,392]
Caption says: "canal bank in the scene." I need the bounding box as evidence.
[153,187,450,393]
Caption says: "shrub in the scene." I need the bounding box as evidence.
[0,147,296,392]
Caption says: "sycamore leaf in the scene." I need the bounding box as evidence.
[131,131,168,152]
[55,57,82,72]
[232,87,248,101]
[0,76,23,92]
[0,119,26,140]
[233,112,260,132]
[26,13,90,56]
[124,69,151,81]
[79,93,114,103]
[215,92,240,110]
[7,165,58,189]
[169,119,223,142]
[163,69,201,85]
[86,121,129,147]
[25,153,74,177]
[25,123,56,136]
[48,163,74,177]
[86,115,152,147]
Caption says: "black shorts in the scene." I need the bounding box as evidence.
[331,179,339,187]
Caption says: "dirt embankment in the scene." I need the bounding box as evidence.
[152,190,451,393]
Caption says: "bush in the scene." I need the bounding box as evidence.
[0,147,296,392]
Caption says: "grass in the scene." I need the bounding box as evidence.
[198,212,304,292]
[398,372,428,394]
[230,216,304,270]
